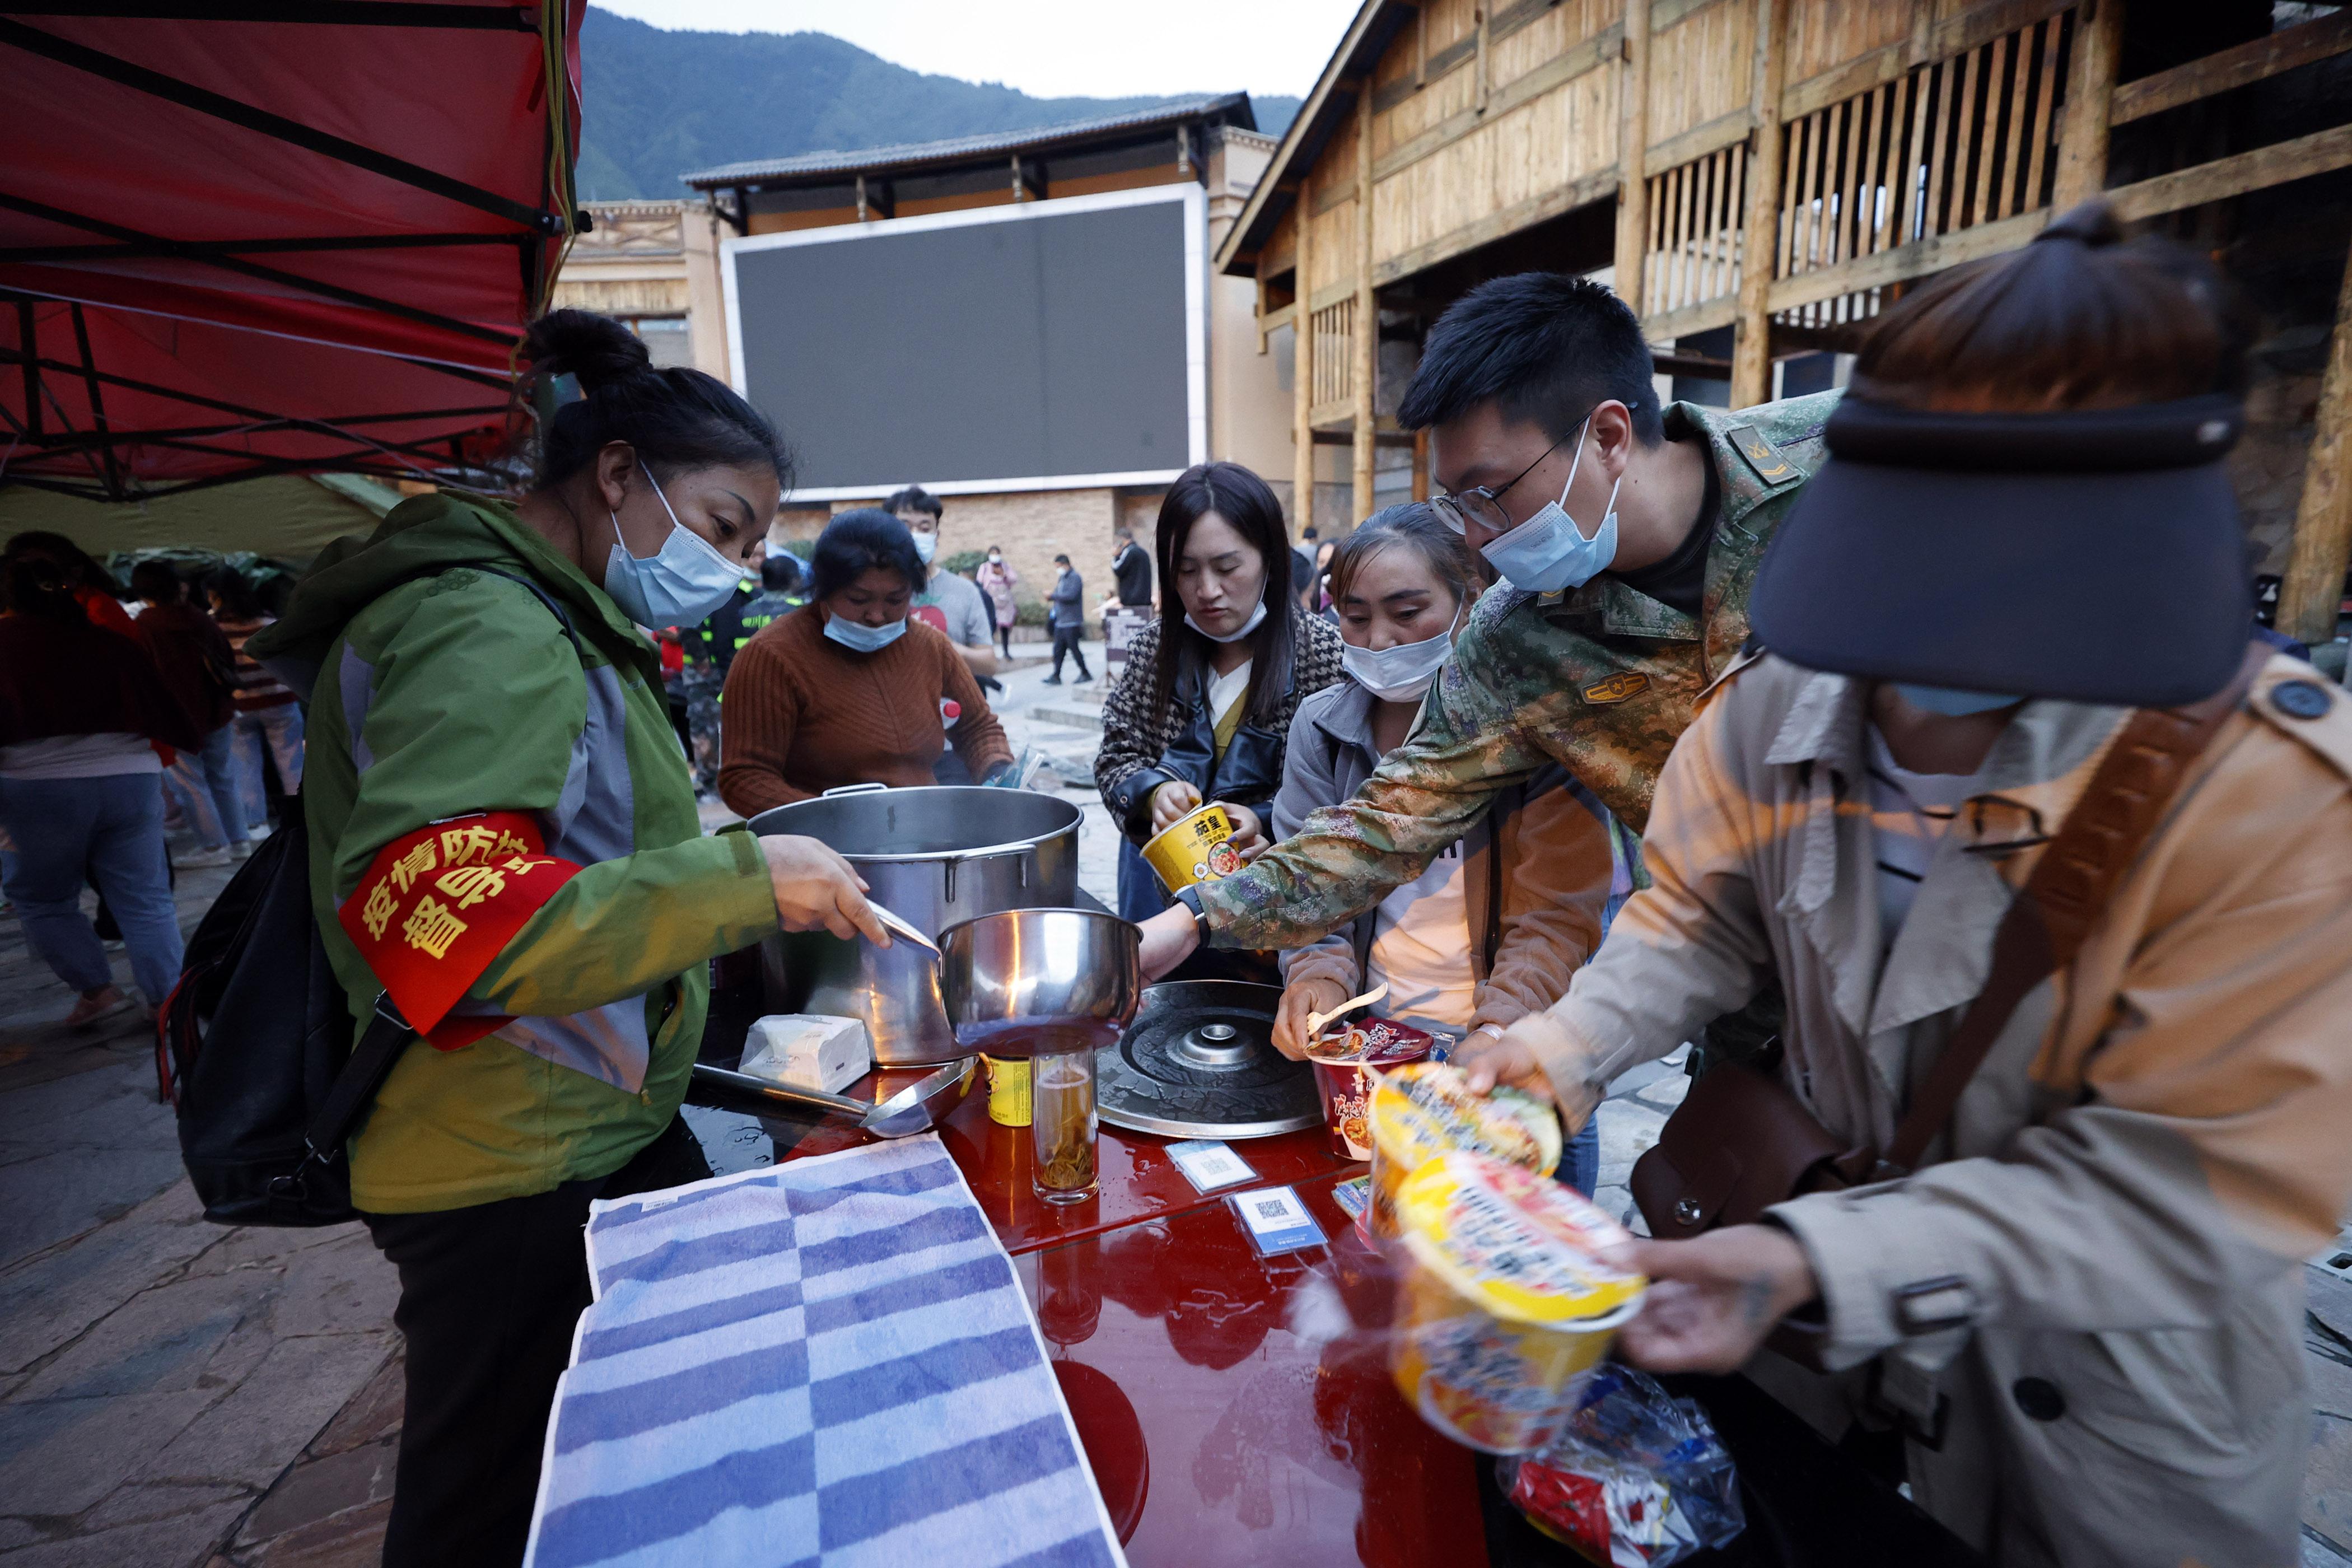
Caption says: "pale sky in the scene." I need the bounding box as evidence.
[594,0,1360,101]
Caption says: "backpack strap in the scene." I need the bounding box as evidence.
[265,992,415,1214]
[1873,643,2270,1177]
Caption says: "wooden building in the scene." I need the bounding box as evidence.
[550,199,734,380]
[1220,0,2352,645]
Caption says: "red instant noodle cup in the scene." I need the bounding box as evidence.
[1305,1016,1437,1162]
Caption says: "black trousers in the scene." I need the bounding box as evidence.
[1049,624,1089,678]
[996,624,1013,657]
[364,1117,710,1568]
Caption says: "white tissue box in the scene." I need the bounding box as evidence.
[741,1014,871,1095]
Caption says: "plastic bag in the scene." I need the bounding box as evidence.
[1498,1364,1744,1566]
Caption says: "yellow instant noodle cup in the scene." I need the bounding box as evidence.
[1141,802,1241,894]
[1389,1151,1646,1454]
[1364,1061,1561,1242]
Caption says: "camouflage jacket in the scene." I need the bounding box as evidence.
[1199,390,1839,952]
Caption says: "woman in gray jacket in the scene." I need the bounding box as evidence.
[1268,505,1615,1192]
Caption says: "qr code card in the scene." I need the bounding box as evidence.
[1228,1186,1326,1256]
[1167,1139,1255,1193]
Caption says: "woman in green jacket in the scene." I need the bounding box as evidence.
[253,311,883,1567]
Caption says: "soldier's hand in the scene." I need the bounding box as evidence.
[1137,905,1198,982]
[1454,1021,1555,1102]
[1149,780,1203,834]
[1272,976,1350,1060]
[760,834,887,945]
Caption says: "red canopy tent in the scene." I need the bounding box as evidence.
[1,1,584,501]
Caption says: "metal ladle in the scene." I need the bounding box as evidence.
[690,1055,977,1138]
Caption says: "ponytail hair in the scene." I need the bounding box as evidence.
[521,309,792,491]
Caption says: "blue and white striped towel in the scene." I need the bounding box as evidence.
[524,1134,1128,1568]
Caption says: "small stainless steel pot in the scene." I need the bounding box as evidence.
[749,785,1082,1065]
[936,908,1143,1059]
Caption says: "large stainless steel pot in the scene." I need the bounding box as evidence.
[748,785,1083,1064]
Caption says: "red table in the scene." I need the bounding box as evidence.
[701,1061,1491,1567]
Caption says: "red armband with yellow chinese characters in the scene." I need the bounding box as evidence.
[336,812,581,1050]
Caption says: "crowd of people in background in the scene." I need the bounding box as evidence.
[0,531,307,1024]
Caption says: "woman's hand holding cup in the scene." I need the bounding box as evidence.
[1218,802,1268,863]
[1148,780,1203,835]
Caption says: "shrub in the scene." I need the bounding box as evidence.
[1014,596,1051,628]
[939,548,988,577]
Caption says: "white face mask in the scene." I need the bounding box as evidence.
[1186,599,1267,645]
[1341,603,1461,703]
[1479,417,1622,594]
[603,463,744,627]
[824,614,907,654]
[911,530,938,565]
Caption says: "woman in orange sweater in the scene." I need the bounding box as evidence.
[718,509,1013,815]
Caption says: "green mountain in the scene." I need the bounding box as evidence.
[578,7,1300,200]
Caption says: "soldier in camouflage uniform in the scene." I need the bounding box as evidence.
[1138,272,1840,1004]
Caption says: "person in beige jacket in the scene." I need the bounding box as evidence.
[1462,204,2352,1567]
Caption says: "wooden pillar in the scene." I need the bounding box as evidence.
[1614,0,1654,316]
[1352,83,1378,525]
[855,174,870,223]
[1292,175,1316,540]
[1729,0,1791,409]
[1411,427,1431,502]
[2280,237,2352,645]
[2053,0,2124,209]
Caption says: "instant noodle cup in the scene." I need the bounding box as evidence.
[1389,1151,1645,1454]
[1365,1061,1560,1242]
[1141,802,1242,894]
[1307,1016,1439,1161]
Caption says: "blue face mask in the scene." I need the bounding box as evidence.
[603,464,744,627]
[824,613,907,654]
[1480,417,1622,594]
[1893,684,2025,716]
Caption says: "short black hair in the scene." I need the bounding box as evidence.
[1053,553,1071,565]
[760,552,802,594]
[1301,525,1319,540]
[129,561,183,604]
[3,530,122,597]
[809,508,924,601]
[885,485,942,520]
[1397,272,1663,447]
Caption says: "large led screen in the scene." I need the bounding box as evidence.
[724,186,1202,495]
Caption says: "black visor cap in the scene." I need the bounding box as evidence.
[1750,449,2252,710]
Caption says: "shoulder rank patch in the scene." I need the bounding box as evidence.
[1581,671,1650,705]
[1725,424,1799,486]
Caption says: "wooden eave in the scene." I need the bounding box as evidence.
[1214,0,1416,278]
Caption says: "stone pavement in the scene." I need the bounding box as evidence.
[1,846,405,1567]
[6,668,2351,1565]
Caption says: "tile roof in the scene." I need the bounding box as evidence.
[682,92,1254,189]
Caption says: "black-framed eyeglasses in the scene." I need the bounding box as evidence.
[1429,433,1567,536]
